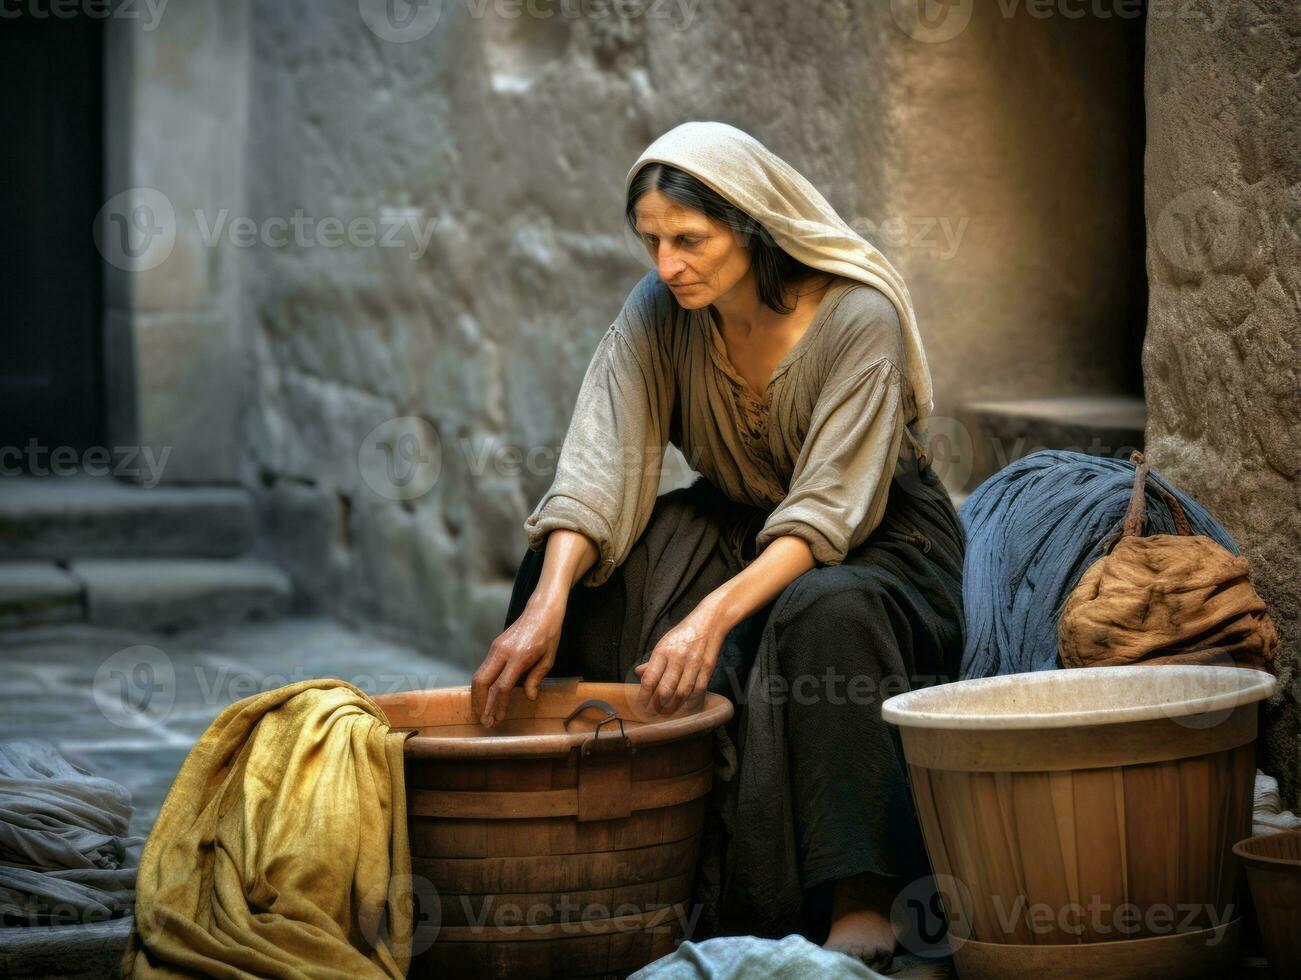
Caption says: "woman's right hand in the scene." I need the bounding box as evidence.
[471,597,565,728]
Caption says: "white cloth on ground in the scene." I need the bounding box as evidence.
[0,739,141,924]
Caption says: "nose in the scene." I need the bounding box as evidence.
[653,245,687,282]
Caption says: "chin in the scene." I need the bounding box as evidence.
[668,288,714,310]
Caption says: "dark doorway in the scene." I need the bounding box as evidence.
[0,14,105,465]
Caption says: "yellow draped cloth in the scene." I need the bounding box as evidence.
[121,679,415,979]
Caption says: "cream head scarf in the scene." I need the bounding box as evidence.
[625,120,934,425]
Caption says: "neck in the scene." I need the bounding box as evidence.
[707,268,766,337]
[708,271,833,337]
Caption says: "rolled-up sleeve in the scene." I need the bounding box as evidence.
[524,273,676,587]
[755,354,909,566]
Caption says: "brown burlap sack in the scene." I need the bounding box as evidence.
[1058,452,1278,672]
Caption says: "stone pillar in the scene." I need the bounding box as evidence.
[1143,0,1301,804]
[102,0,250,484]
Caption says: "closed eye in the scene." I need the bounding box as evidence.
[642,234,703,247]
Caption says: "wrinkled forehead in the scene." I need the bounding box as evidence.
[630,189,716,234]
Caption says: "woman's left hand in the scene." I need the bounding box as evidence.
[634,598,729,715]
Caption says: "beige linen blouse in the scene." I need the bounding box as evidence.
[524,270,926,587]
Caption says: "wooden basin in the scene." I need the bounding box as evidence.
[882,666,1276,979]
[372,678,733,979]
[1233,829,1301,974]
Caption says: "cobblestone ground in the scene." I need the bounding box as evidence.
[0,617,472,845]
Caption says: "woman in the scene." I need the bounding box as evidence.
[471,121,965,971]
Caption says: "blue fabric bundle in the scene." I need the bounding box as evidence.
[957,450,1238,679]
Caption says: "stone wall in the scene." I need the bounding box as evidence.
[1143,0,1301,803]
[232,0,1153,667]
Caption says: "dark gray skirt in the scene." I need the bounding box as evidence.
[504,451,966,940]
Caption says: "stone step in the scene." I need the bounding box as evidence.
[953,396,1146,490]
[0,562,82,628]
[68,559,291,633]
[0,476,255,560]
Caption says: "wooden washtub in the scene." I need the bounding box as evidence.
[882,665,1276,979]
[372,678,733,978]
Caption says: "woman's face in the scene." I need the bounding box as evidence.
[633,189,751,310]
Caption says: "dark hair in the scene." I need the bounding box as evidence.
[625,163,830,315]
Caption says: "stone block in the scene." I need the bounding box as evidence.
[0,476,254,560]
[71,559,290,633]
[0,563,82,628]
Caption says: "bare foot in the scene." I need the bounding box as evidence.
[823,871,898,973]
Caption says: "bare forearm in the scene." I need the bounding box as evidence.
[531,529,600,609]
[703,535,815,633]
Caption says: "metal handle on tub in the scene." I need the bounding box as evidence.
[562,699,633,757]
